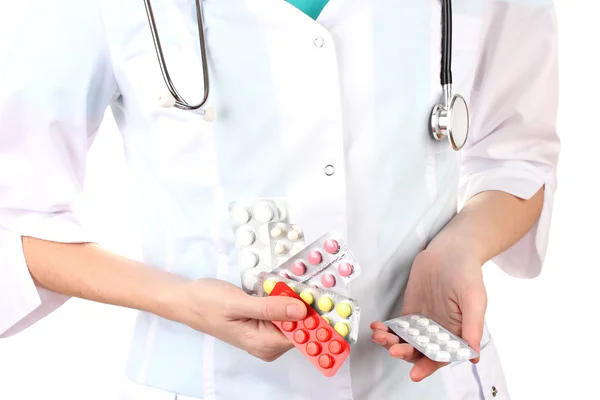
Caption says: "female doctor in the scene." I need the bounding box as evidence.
[0,0,559,399]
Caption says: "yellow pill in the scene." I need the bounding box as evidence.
[317,296,334,313]
[300,290,314,305]
[334,322,350,337]
[263,279,277,294]
[336,302,353,318]
[322,316,332,325]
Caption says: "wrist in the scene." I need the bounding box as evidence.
[426,229,488,266]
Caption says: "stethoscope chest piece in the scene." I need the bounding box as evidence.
[431,92,469,151]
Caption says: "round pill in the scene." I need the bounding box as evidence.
[396,320,410,329]
[416,336,430,346]
[317,296,334,313]
[407,328,420,336]
[258,225,270,245]
[254,203,275,223]
[288,228,303,241]
[426,325,440,335]
[307,250,323,265]
[263,278,277,294]
[322,316,332,325]
[318,354,335,369]
[304,315,319,330]
[293,330,309,344]
[289,244,303,256]
[316,327,332,342]
[410,315,420,321]
[281,321,297,332]
[270,226,284,238]
[447,340,460,351]
[334,322,350,337]
[417,318,430,327]
[306,342,322,356]
[337,262,353,277]
[242,270,259,291]
[436,351,451,361]
[457,348,471,358]
[230,205,250,225]
[321,274,336,288]
[328,340,345,355]
[274,241,288,255]
[299,290,314,305]
[336,302,353,319]
[291,260,307,276]
[324,239,340,254]
[238,249,258,269]
[235,227,255,246]
[437,333,450,344]
[426,343,441,353]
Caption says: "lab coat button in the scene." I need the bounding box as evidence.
[491,386,498,397]
[314,37,324,48]
[324,165,335,176]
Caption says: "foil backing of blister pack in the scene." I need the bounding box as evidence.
[257,272,361,345]
[384,314,479,363]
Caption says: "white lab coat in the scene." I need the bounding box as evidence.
[0,0,559,399]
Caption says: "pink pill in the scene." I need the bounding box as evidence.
[321,274,336,288]
[291,261,307,276]
[307,250,323,265]
[338,262,353,277]
[323,239,340,254]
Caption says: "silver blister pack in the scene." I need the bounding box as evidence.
[270,232,361,291]
[228,199,288,292]
[267,222,306,268]
[256,272,361,345]
[384,314,479,363]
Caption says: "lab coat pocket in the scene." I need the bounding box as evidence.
[442,336,510,400]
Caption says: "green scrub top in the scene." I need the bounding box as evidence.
[287,0,329,20]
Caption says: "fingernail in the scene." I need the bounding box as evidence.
[286,304,304,319]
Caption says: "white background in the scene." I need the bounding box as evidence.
[1,1,598,399]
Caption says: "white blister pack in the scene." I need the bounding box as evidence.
[256,272,361,345]
[268,222,306,268]
[271,232,361,291]
[384,314,479,363]
[228,199,288,292]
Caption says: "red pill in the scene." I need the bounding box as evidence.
[316,327,332,342]
[307,250,323,265]
[303,315,319,330]
[323,239,340,254]
[281,321,297,332]
[328,340,345,355]
[293,329,309,344]
[291,260,307,276]
[338,262,353,277]
[306,342,322,356]
[318,354,335,369]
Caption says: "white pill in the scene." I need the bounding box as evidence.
[276,204,287,221]
[446,340,460,351]
[242,270,259,291]
[238,249,258,269]
[417,318,430,327]
[289,244,303,257]
[258,225,270,245]
[407,328,420,336]
[274,242,288,255]
[426,325,440,335]
[396,320,410,329]
[270,226,284,239]
[235,227,255,246]
[426,343,441,353]
[436,351,451,361]
[230,205,250,225]
[254,203,275,223]
[410,315,420,321]
[437,333,450,344]
[287,227,303,241]
[457,348,471,358]
[416,336,430,346]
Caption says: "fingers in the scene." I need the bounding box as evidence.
[460,285,487,363]
[388,343,420,362]
[371,329,401,350]
[231,294,307,321]
[410,356,448,382]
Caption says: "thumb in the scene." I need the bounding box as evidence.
[460,285,487,363]
[237,295,307,321]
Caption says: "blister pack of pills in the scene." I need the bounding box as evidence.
[268,222,306,268]
[384,314,479,363]
[271,233,361,291]
[256,272,360,345]
[268,281,350,377]
[228,199,289,292]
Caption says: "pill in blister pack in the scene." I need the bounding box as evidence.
[268,222,306,268]
[271,232,361,290]
[257,272,361,345]
[228,199,288,292]
[384,314,479,363]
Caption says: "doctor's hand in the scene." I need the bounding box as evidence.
[370,246,486,382]
[175,278,307,362]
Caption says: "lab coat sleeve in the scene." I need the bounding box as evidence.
[458,0,560,278]
[0,0,117,337]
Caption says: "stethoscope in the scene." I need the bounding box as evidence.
[143,0,469,150]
